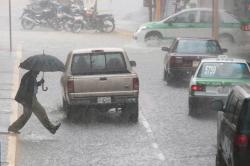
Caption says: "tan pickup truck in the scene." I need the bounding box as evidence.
[61,48,139,122]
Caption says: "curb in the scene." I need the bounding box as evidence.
[6,45,22,166]
[115,29,133,38]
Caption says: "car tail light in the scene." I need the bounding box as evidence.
[170,57,176,65]
[235,135,248,148]
[67,80,74,93]
[191,85,205,91]
[133,78,139,90]
[241,24,250,31]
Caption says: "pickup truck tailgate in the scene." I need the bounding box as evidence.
[72,73,137,95]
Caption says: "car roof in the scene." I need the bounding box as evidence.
[176,37,216,41]
[71,48,125,54]
[200,56,247,63]
[177,7,226,13]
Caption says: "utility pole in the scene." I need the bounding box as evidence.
[212,0,219,40]
[9,0,12,52]
[149,0,153,21]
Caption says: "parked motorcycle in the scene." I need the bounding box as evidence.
[81,8,115,33]
[20,1,64,30]
[60,4,83,33]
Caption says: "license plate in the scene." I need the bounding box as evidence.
[206,86,217,92]
[217,87,230,94]
[192,61,200,67]
[97,97,111,104]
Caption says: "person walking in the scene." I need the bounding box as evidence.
[8,70,61,134]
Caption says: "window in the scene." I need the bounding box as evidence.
[224,94,238,121]
[220,12,239,24]
[197,63,250,79]
[71,52,128,75]
[239,100,250,134]
[174,40,221,54]
[200,11,212,23]
[174,11,198,23]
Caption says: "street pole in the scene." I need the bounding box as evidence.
[9,0,12,52]
[149,0,153,21]
[212,0,219,40]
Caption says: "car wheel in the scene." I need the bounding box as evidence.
[145,32,163,46]
[163,70,167,81]
[219,34,234,44]
[165,70,173,84]
[188,99,197,117]
[216,149,226,166]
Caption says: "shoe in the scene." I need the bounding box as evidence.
[50,123,61,134]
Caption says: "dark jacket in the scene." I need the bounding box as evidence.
[15,71,36,107]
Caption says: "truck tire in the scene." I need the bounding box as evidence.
[121,103,139,123]
[62,99,74,119]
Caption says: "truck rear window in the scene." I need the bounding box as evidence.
[71,52,129,75]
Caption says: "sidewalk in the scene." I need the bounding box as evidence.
[0,49,21,166]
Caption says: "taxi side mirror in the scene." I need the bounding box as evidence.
[211,100,224,111]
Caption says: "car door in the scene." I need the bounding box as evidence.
[220,93,241,166]
[162,10,199,38]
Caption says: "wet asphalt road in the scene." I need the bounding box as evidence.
[11,32,217,166]
[1,1,250,166]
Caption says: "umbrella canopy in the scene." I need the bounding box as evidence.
[19,54,65,72]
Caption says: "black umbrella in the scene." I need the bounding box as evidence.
[19,51,65,91]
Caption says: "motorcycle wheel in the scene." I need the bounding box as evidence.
[53,21,64,31]
[101,19,115,33]
[21,18,35,30]
[71,21,82,33]
[64,20,73,32]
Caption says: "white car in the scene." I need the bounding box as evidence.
[134,8,250,44]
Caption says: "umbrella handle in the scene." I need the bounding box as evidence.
[42,72,48,91]
[42,83,48,91]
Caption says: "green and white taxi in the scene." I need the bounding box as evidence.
[134,8,250,44]
[188,56,250,116]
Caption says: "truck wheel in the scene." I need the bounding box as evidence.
[216,149,226,166]
[121,103,139,123]
[129,104,139,123]
[62,99,74,119]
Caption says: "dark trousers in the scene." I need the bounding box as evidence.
[9,97,56,132]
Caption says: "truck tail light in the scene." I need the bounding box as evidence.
[191,85,205,92]
[235,135,248,148]
[133,78,139,90]
[67,80,74,93]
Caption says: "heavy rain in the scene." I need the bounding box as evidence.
[0,0,250,166]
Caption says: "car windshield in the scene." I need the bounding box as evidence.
[71,52,128,75]
[174,40,222,54]
[197,62,250,79]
